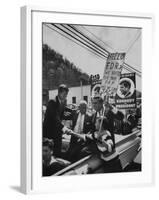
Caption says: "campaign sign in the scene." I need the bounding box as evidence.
[116,73,136,109]
[101,53,126,96]
[91,80,102,97]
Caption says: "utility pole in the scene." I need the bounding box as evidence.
[80,79,83,100]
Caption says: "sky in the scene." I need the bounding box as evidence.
[43,24,141,90]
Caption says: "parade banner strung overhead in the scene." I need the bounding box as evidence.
[101,53,126,97]
[116,73,136,109]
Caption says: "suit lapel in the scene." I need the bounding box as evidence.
[56,96,63,118]
[72,111,79,128]
[93,112,97,124]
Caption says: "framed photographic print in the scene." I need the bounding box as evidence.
[21,6,154,194]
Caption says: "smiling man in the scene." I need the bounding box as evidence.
[119,80,131,98]
[43,84,72,157]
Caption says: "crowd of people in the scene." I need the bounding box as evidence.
[42,84,141,176]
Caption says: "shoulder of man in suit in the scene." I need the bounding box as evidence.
[50,95,62,104]
[74,111,91,117]
[55,96,60,103]
[49,99,56,102]
[48,99,56,106]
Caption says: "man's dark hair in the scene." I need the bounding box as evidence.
[120,80,131,89]
[43,138,54,150]
[92,96,103,104]
[58,84,69,94]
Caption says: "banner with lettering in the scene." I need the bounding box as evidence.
[101,52,126,97]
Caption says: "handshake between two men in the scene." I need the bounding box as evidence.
[62,126,87,142]
[63,125,114,154]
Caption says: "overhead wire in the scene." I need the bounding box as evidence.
[80,25,116,52]
[68,24,110,54]
[79,25,141,76]
[61,24,108,56]
[51,24,107,59]
[44,24,106,60]
[124,63,141,74]
[125,30,141,54]
[45,23,141,77]
[70,25,141,76]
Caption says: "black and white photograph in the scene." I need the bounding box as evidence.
[42,23,142,176]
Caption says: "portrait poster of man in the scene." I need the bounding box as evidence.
[116,73,136,109]
[42,23,142,177]
[92,83,102,97]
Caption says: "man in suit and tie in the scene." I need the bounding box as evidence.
[67,100,93,162]
[83,96,123,173]
[43,84,72,157]
[92,97,124,135]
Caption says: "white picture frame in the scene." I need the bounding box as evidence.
[21,6,154,194]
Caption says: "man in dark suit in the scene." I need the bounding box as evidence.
[43,84,72,157]
[121,109,138,135]
[67,100,93,162]
[92,97,124,137]
[86,96,123,173]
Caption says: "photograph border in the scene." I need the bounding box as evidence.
[21,6,154,194]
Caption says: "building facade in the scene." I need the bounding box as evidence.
[49,85,91,106]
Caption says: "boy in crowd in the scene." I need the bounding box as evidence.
[43,138,71,176]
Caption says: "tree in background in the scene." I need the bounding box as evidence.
[42,44,89,104]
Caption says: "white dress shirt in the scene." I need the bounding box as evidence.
[74,113,85,134]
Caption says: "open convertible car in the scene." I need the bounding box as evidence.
[53,129,141,176]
